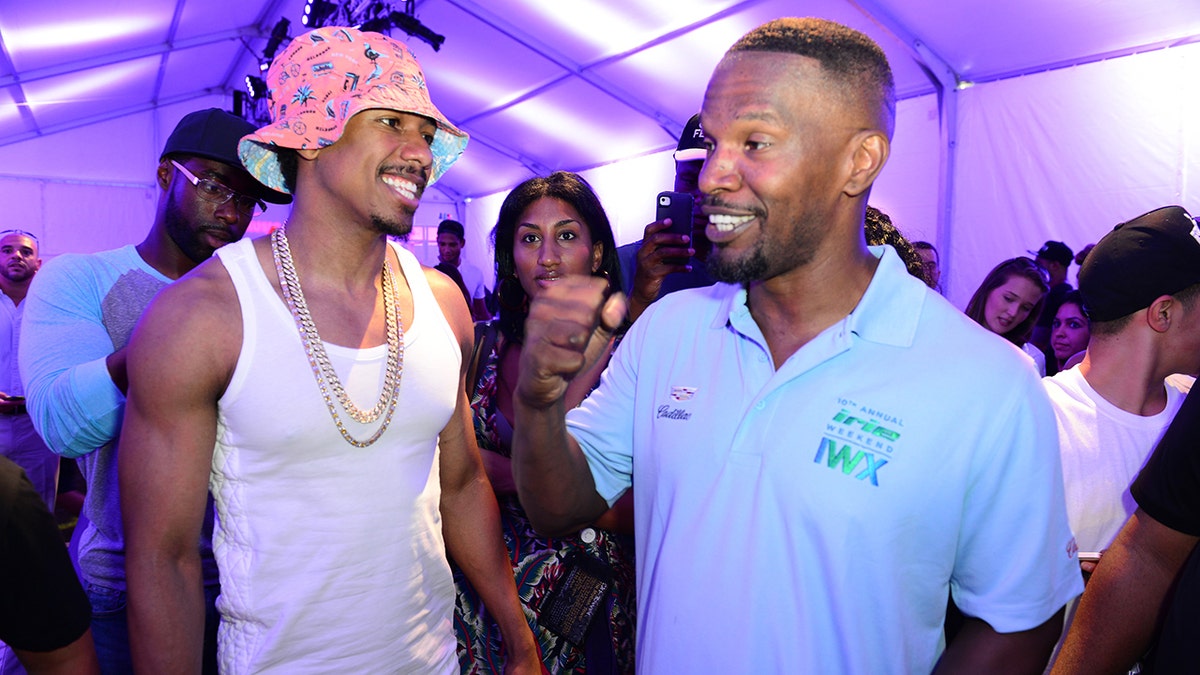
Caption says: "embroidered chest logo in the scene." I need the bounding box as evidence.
[657,385,697,420]
[813,398,904,487]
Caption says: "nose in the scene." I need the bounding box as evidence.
[213,197,242,225]
[399,133,433,174]
[537,240,560,267]
[698,144,739,197]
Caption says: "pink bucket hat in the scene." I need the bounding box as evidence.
[238,26,468,191]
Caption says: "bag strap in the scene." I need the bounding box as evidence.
[465,321,499,398]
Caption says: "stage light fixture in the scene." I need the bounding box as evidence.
[245,75,267,100]
[263,17,290,61]
[389,10,444,51]
[302,0,337,28]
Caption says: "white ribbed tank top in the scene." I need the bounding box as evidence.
[210,236,459,674]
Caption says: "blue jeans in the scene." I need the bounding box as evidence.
[86,581,220,674]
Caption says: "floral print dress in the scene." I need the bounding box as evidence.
[451,328,636,674]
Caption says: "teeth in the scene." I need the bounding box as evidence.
[382,175,417,200]
[709,213,754,232]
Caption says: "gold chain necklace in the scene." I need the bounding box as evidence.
[270,225,404,447]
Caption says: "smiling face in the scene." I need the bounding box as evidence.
[161,156,258,264]
[1051,302,1090,362]
[698,51,878,284]
[301,109,435,238]
[0,233,39,284]
[512,197,602,299]
[984,275,1045,335]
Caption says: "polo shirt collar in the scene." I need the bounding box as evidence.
[717,244,926,348]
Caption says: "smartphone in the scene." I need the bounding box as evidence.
[1078,551,1102,562]
[656,191,694,266]
[656,191,694,237]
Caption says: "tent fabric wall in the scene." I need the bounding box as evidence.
[946,41,1200,308]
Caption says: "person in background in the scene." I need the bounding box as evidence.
[1050,389,1200,674]
[19,107,289,674]
[510,17,1080,673]
[1041,205,1200,671]
[437,218,491,320]
[965,256,1050,375]
[0,231,55,509]
[0,456,99,675]
[619,113,713,325]
[1030,240,1075,369]
[865,207,931,285]
[1050,290,1089,372]
[912,240,941,291]
[120,27,539,673]
[434,257,471,309]
[1073,243,1094,286]
[454,171,635,674]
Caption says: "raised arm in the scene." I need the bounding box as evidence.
[426,269,542,674]
[120,264,238,674]
[1051,510,1198,674]
[19,255,161,457]
[625,220,692,324]
[512,275,625,537]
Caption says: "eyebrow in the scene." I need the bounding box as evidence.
[518,219,579,229]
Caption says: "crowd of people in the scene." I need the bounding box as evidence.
[1,15,1197,675]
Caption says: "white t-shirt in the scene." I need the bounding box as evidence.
[1045,366,1188,552]
[568,246,1083,674]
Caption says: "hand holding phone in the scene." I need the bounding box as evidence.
[656,191,693,237]
[655,191,694,265]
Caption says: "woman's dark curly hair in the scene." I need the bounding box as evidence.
[492,171,622,343]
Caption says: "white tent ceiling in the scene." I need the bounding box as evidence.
[2,0,1199,203]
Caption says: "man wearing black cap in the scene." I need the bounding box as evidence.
[1031,240,1075,368]
[18,107,287,673]
[618,113,715,323]
[1042,205,1200,668]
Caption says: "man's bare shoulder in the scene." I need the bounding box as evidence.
[134,250,243,384]
[151,254,239,321]
[417,254,474,348]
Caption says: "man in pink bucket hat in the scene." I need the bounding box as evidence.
[121,26,542,673]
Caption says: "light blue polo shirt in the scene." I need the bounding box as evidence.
[568,245,1082,674]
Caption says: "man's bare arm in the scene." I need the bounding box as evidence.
[935,611,1063,675]
[14,629,100,675]
[427,271,542,674]
[1051,510,1198,674]
[120,263,238,674]
[512,276,624,537]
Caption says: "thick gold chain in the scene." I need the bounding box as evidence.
[270,225,404,447]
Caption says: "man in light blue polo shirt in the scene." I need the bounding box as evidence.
[511,17,1082,674]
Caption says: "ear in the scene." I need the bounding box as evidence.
[591,241,603,274]
[297,148,320,161]
[156,159,173,190]
[1145,295,1175,334]
[843,131,890,198]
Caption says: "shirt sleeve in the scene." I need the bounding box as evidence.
[1132,392,1200,536]
[0,458,92,650]
[951,369,1084,632]
[18,254,125,458]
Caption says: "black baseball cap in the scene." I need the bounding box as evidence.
[1079,205,1200,322]
[1030,240,1074,267]
[674,114,705,162]
[161,108,291,204]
